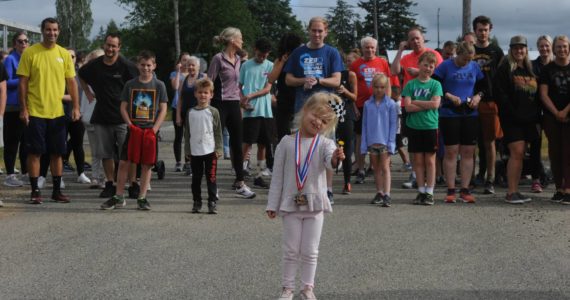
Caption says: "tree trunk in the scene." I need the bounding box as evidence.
[462,0,471,35]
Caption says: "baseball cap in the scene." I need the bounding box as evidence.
[510,35,527,47]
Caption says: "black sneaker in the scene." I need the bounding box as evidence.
[208,202,217,214]
[99,182,116,198]
[184,163,192,176]
[63,160,75,172]
[423,193,435,206]
[355,171,365,184]
[412,193,424,205]
[327,191,334,205]
[551,191,565,203]
[371,193,383,205]
[253,177,269,189]
[137,198,151,210]
[191,202,202,213]
[381,195,391,207]
[128,182,141,199]
[101,195,125,210]
[561,194,570,205]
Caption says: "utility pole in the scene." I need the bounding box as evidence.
[437,8,440,48]
[173,0,180,59]
[373,0,378,54]
[462,0,471,36]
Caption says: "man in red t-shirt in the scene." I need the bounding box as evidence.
[392,27,443,88]
[350,36,398,184]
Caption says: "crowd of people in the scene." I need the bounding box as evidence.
[1,14,570,299]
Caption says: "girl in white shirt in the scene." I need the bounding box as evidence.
[266,92,345,300]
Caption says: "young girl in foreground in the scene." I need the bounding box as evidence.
[361,74,398,207]
[266,92,345,300]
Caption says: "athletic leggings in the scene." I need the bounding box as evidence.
[529,123,544,180]
[65,119,86,175]
[172,107,183,163]
[2,111,27,174]
[212,100,244,181]
[336,119,354,184]
[543,114,570,189]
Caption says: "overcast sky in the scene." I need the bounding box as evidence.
[1,0,569,51]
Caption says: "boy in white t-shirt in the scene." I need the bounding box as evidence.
[184,78,223,214]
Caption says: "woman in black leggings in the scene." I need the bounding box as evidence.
[170,52,191,172]
[207,27,255,199]
[2,31,28,187]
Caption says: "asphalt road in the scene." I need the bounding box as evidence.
[0,125,568,299]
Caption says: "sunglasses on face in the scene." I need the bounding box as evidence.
[17,39,29,44]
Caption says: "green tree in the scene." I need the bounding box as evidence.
[90,19,120,50]
[326,0,359,52]
[358,0,423,49]
[56,0,93,49]
[247,0,304,46]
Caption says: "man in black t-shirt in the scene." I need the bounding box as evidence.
[472,15,505,195]
[78,33,138,198]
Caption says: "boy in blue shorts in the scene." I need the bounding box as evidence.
[402,52,443,205]
[101,50,168,210]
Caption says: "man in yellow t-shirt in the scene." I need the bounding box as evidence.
[17,17,80,204]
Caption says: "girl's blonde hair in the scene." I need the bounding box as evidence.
[553,35,570,56]
[455,41,475,56]
[371,73,392,98]
[213,27,242,48]
[293,92,339,136]
[307,16,328,30]
[504,36,535,77]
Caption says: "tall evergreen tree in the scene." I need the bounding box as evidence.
[90,20,119,50]
[246,0,304,45]
[56,0,93,49]
[358,0,422,49]
[326,0,359,52]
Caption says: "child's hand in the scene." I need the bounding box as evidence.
[332,147,345,167]
[215,151,222,159]
[266,210,277,219]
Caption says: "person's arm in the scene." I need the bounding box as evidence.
[319,72,341,88]
[244,82,272,100]
[285,72,306,87]
[267,56,287,84]
[176,81,184,126]
[18,76,29,124]
[0,80,6,118]
[207,55,220,83]
[404,95,422,112]
[412,95,441,110]
[183,112,191,160]
[337,71,357,102]
[119,101,132,126]
[4,58,20,90]
[79,78,95,103]
[212,108,223,158]
[266,140,286,218]
[388,102,398,154]
[66,77,81,121]
[153,102,168,133]
[170,68,181,91]
[360,104,368,154]
[391,41,407,75]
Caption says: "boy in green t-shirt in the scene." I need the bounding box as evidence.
[402,52,443,205]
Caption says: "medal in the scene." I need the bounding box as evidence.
[294,131,320,206]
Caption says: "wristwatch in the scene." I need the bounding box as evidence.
[316,77,320,85]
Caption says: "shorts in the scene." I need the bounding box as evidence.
[478,102,503,141]
[368,144,388,155]
[401,108,411,137]
[24,116,67,155]
[407,128,438,153]
[354,107,364,135]
[439,117,478,146]
[94,123,128,160]
[243,117,275,145]
[501,121,539,145]
[120,125,157,165]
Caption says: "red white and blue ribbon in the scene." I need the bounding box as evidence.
[295,131,320,192]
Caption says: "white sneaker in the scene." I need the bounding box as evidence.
[260,168,272,177]
[236,184,256,199]
[147,183,151,191]
[278,288,294,300]
[77,172,91,184]
[38,176,46,189]
[14,168,20,174]
[0,199,4,207]
[4,174,24,187]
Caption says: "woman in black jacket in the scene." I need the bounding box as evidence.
[494,35,539,204]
